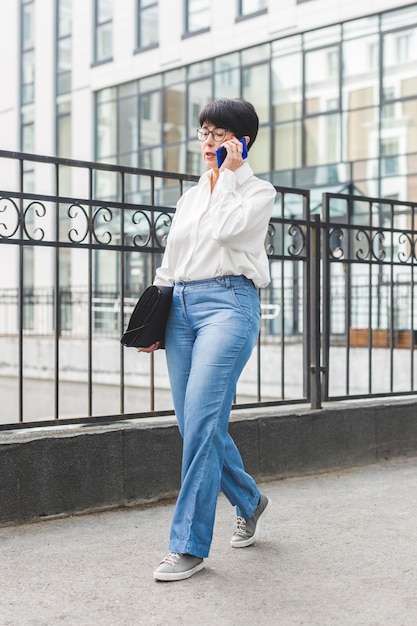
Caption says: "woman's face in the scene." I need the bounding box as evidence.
[198,123,235,171]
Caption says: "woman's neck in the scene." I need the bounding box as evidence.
[210,169,220,191]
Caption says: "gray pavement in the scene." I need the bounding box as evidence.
[1,458,417,626]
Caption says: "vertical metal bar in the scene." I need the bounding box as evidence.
[280,193,285,399]
[88,167,93,416]
[411,203,415,390]
[150,174,156,411]
[120,171,125,414]
[302,191,310,401]
[257,290,261,401]
[321,194,331,402]
[54,162,60,420]
[367,202,373,394]
[310,214,321,409]
[389,201,394,392]
[18,158,24,422]
[346,195,352,396]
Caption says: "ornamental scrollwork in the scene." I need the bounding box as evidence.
[329,227,345,260]
[23,201,47,241]
[0,196,19,238]
[154,211,173,248]
[265,222,276,257]
[131,210,152,248]
[68,203,89,243]
[92,206,114,245]
[287,223,305,258]
[355,229,385,262]
[397,232,417,264]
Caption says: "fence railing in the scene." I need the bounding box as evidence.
[0,150,416,430]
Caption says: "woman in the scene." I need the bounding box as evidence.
[140,98,276,581]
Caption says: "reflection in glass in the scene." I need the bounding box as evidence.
[305,46,340,115]
[164,85,186,144]
[274,121,301,171]
[272,53,302,122]
[242,63,269,122]
[305,113,341,166]
[343,36,379,110]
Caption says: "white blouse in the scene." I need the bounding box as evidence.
[154,162,276,289]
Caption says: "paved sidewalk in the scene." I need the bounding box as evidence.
[1,458,417,626]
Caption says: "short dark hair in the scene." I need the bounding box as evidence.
[198,98,259,150]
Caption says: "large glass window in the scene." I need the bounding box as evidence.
[343,108,378,163]
[274,121,302,171]
[118,85,139,167]
[137,0,158,50]
[96,88,117,160]
[214,53,240,98]
[242,63,269,123]
[272,50,302,122]
[94,4,417,200]
[57,0,72,95]
[185,0,210,35]
[305,113,341,166]
[94,0,112,63]
[342,36,379,111]
[383,27,417,99]
[21,0,35,105]
[305,45,340,115]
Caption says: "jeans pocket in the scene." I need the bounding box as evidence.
[231,285,255,322]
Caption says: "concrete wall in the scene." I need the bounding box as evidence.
[1,398,417,526]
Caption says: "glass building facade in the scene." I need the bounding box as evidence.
[96,3,417,208]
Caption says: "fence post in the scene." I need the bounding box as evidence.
[310,214,322,409]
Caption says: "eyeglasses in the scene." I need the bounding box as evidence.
[196,127,229,142]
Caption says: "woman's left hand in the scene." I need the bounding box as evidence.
[137,341,160,353]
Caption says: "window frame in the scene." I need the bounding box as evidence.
[236,0,267,22]
[183,0,210,39]
[136,0,159,52]
[93,0,113,66]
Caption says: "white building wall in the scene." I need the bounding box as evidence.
[0,0,413,160]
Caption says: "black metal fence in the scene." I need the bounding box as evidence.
[0,150,416,430]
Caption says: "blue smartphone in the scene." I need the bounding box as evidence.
[216,138,248,168]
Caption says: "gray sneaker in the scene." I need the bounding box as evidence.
[153,552,205,581]
[230,493,271,548]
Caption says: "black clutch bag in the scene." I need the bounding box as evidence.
[120,285,173,349]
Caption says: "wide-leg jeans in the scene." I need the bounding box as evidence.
[164,275,261,558]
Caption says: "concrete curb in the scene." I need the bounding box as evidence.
[1,398,417,525]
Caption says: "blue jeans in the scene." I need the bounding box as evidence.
[164,275,261,558]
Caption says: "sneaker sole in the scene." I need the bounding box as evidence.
[230,496,271,548]
[153,560,205,582]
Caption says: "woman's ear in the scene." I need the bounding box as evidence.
[243,135,251,149]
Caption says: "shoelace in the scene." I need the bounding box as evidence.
[161,552,181,565]
[234,516,247,537]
